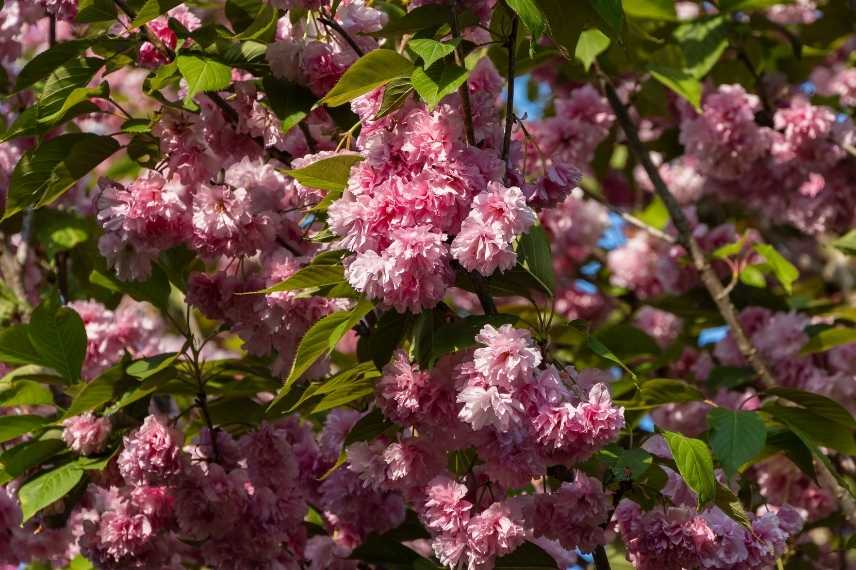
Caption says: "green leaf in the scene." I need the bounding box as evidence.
[28,301,87,383]
[517,225,556,295]
[345,408,393,446]
[374,77,414,119]
[373,4,452,37]
[311,374,378,413]
[674,16,729,79]
[0,416,50,444]
[233,3,278,41]
[707,408,766,478]
[506,0,547,43]
[76,0,117,22]
[410,309,434,367]
[663,431,716,506]
[19,462,84,522]
[225,0,263,31]
[739,265,766,288]
[89,263,171,310]
[126,353,179,380]
[321,49,415,107]
[535,0,587,60]
[714,482,751,529]
[131,0,182,28]
[753,243,798,294]
[262,76,315,133]
[800,327,856,355]
[37,57,104,123]
[262,265,346,293]
[575,28,611,71]
[271,301,375,408]
[3,133,120,220]
[0,380,54,407]
[411,63,470,110]
[719,0,783,10]
[588,0,624,35]
[831,230,856,255]
[283,154,364,192]
[15,41,88,91]
[175,54,232,98]
[39,82,109,126]
[430,314,518,364]
[0,439,65,485]
[648,65,701,110]
[408,38,457,69]
[33,209,90,255]
[62,363,132,420]
[764,402,856,455]
[120,118,152,134]
[0,326,44,367]
[611,448,653,481]
[495,541,557,568]
[357,309,411,369]
[767,387,856,430]
[622,0,676,20]
[634,195,669,230]
[639,378,704,405]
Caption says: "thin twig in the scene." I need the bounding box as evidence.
[501,13,519,178]
[577,186,676,244]
[299,121,318,154]
[450,9,476,146]
[318,14,364,57]
[600,75,777,390]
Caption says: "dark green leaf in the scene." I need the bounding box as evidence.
[88,263,171,310]
[283,154,364,192]
[126,353,179,380]
[831,230,856,255]
[62,364,132,420]
[622,0,676,20]
[373,5,452,37]
[517,225,556,295]
[611,448,653,481]
[262,76,315,133]
[28,301,87,383]
[3,133,120,220]
[19,462,84,522]
[639,378,704,405]
[76,0,117,22]
[714,482,751,528]
[345,408,393,446]
[663,430,716,506]
[0,439,65,485]
[15,41,88,91]
[674,16,729,79]
[764,402,856,455]
[648,65,701,110]
[588,0,624,35]
[767,387,856,430]
[357,310,411,369]
[0,416,50,444]
[411,62,470,110]
[799,327,856,355]
[374,77,413,120]
[321,49,415,107]
[0,326,44,367]
[0,379,54,407]
[430,314,518,364]
[271,301,375,407]
[121,118,152,134]
[37,57,104,123]
[262,265,346,293]
[131,0,182,28]
[495,541,557,568]
[506,0,547,43]
[707,408,766,477]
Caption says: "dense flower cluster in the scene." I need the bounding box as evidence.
[0,1,852,569]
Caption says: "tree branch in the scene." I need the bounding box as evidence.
[450,10,476,146]
[318,14,365,57]
[501,13,519,177]
[600,77,777,389]
[577,187,676,244]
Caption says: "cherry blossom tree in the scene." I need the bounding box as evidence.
[0,0,854,569]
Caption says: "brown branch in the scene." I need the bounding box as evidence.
[450,10,477,146]
[577,187,677,244]
[601,77,776,389]
[318,14,365,57]
[501,13,519,177]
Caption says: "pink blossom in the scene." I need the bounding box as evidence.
[118,415,187,487]
[472,324,542,389]
[63,413,111,456]
[376,351,432,424]
[634,306,683,348]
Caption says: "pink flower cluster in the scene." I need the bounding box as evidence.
[77,416,312,569]
[267,1,387,96]
[327,67,551,312]
[69,299,164,379]
[137,6,200,67]
[63,413,111,456]
[715,307,856,412]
